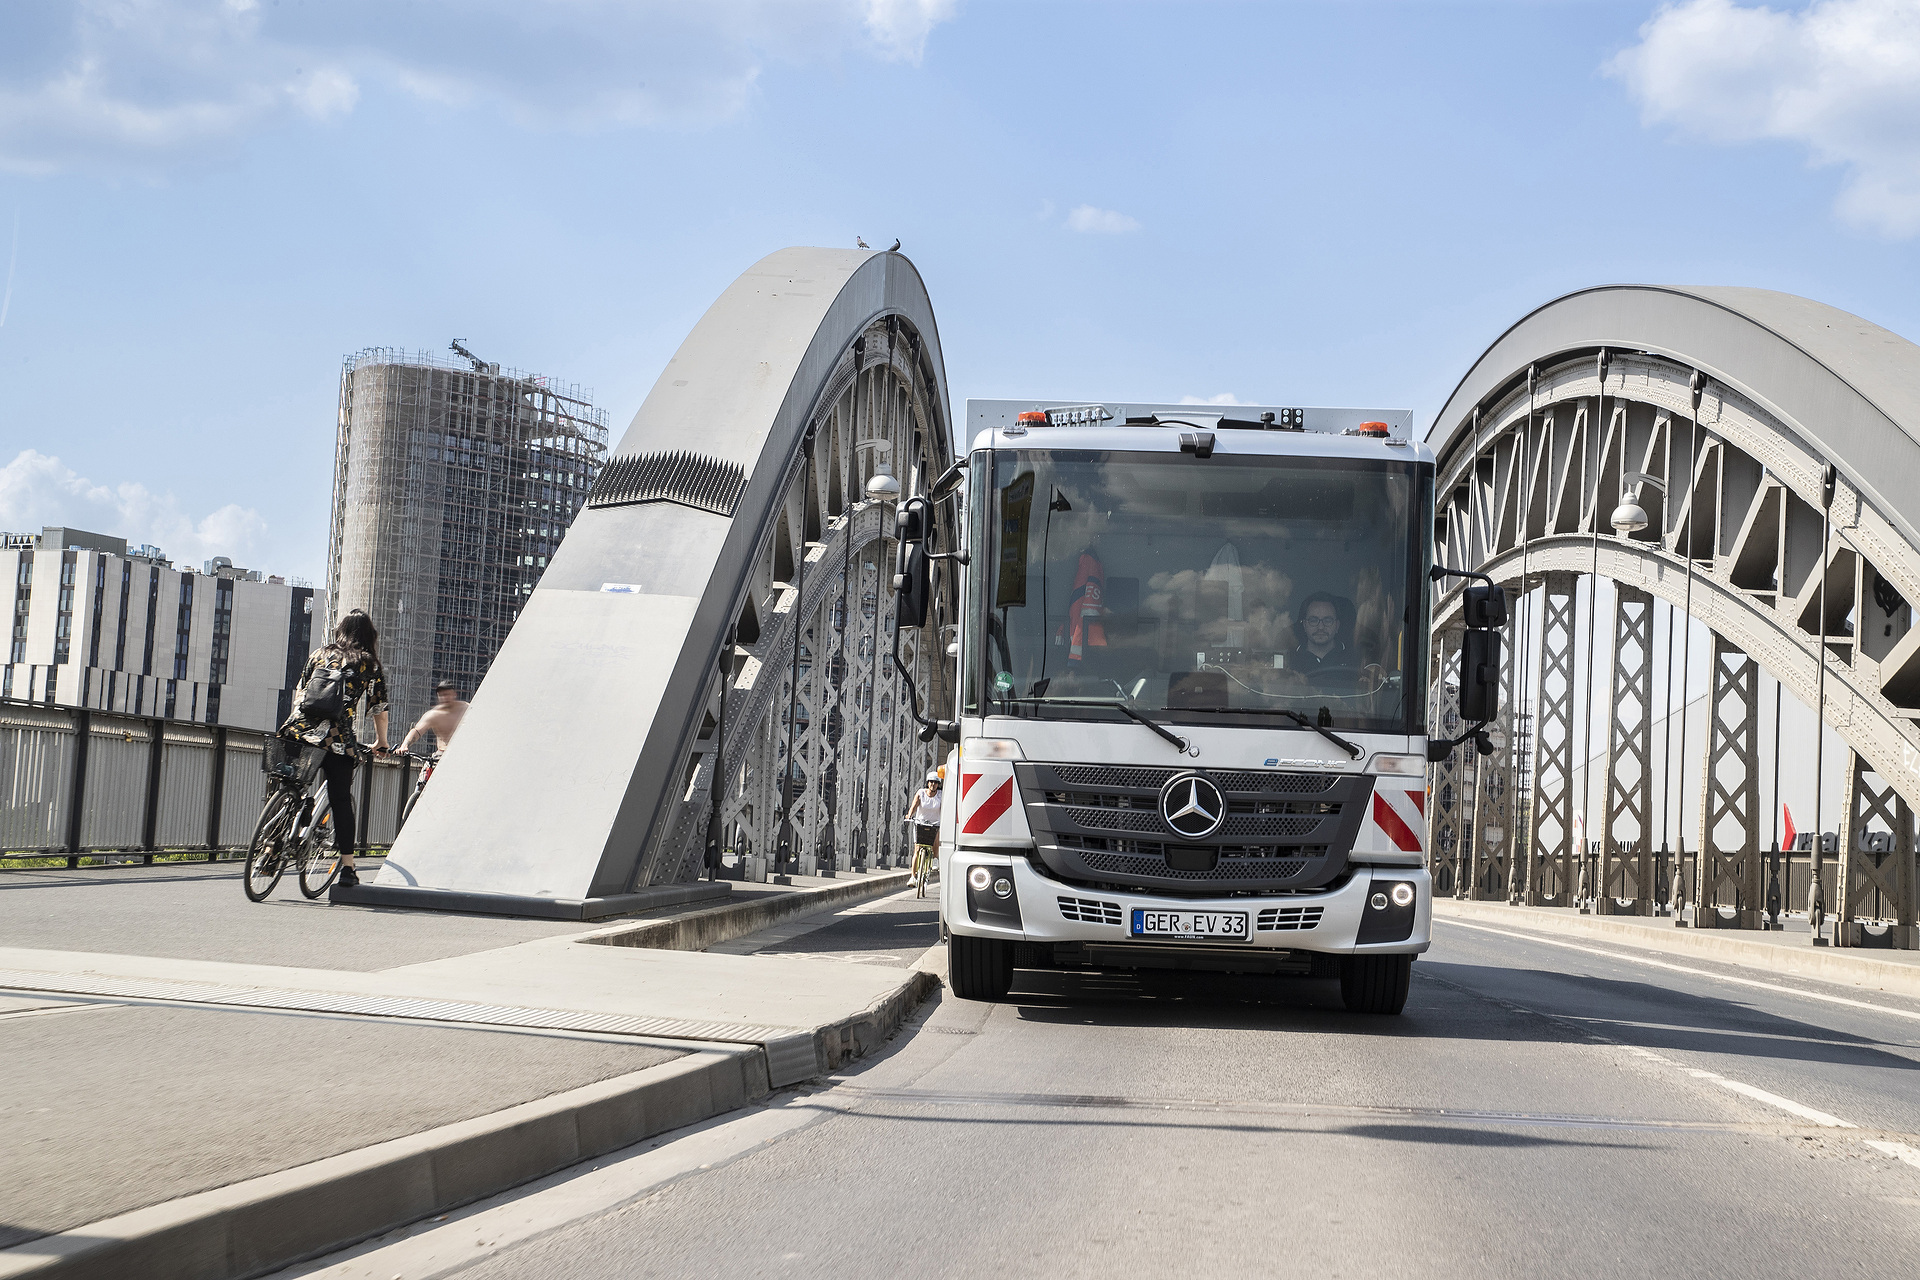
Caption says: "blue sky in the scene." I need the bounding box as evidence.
[2,0,1916,583]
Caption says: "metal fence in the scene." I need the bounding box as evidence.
[0,698,414,865]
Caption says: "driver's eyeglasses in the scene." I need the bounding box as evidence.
[1303,616,1338,628]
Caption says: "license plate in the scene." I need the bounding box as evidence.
[1130,909,1250,941]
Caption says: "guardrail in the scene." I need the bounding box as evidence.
[0,698,415,867]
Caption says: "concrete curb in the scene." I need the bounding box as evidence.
[0,1047,770,1280]
[579,871,913,952]
[1434,898,1920,998]
[815,969,943,1073]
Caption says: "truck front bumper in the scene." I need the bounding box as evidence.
[944,851,1431,957]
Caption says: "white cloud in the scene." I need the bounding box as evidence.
[1066,204,1142,234]
[1609,0,1920,237]
[864,0,957,64]
[0,0,957,172]
[0,449,268,570]
[1179,393,1244,406]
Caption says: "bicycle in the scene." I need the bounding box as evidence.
[245,738,353,901]
[909,822,940,898]
[392,747,439,830]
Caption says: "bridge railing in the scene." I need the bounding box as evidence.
[0,697,414,866]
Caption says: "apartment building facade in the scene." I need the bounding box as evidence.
[2,527,325,732]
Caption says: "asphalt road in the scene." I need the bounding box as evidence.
[290,901,1920,1280]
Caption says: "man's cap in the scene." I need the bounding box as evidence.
[434,679,458,692]
[926,771,940,782]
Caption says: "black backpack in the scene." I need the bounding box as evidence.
[299,654,351,721]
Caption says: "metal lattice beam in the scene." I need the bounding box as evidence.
[1525,573,1577,906]
[1598,586,1654,914]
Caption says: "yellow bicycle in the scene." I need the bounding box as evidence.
[910,824,939,898]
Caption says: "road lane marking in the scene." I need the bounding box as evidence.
[1866,1141,1920,1170]
[1434,918,1920,1173]
[1685,1069,1857,1127]
[1437,918,1920,1024]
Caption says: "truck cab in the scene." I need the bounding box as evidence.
[933,400,1439,1013]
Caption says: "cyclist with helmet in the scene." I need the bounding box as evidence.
[276,609,390,890]
[904,770,944,897]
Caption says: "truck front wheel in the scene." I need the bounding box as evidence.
[1340,954,1411,1015]
[949,935,1014,1002]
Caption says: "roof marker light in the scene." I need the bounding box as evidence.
[1358,421,1391,437]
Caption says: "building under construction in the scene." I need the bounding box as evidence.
[327,345,609,733]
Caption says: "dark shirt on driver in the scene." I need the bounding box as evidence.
[1293,642,1351,670]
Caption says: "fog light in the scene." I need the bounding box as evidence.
[968,867,992,892]
[1390,882,1416,908]
[1370,892,1389,910]
[993,877,1013,898]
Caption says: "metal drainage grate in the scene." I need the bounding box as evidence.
[0,967,800,1050]
[1056,895,1123,926]
[588,451,747,517]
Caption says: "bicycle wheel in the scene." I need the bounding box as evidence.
[398,783,422,831]
[244,792,294,902]
[298,813,342,898]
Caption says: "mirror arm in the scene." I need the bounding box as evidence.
[1426,720,1496,762]
[1430,564,1495,587]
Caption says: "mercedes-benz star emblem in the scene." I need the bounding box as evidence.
[1159,772,1226,841]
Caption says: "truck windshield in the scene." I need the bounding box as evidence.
[975,448,1430,735]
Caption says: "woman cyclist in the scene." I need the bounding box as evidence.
[904,771,943,897]
[277,609,391,890]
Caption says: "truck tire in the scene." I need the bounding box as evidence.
[949,935,1014,1001]
[1340,954,1411,1014]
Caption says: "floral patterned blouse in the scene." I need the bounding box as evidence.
[279,646,390,754]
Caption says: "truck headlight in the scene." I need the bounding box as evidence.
[968,866,992,891]
[1390,882,1415,908]
[964,737,1023,760]
[1368,753,1425,776]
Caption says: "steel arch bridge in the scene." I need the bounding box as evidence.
[366,248,959,917]
[1427,286,1920,948]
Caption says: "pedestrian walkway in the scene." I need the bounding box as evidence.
[1433,898,1920,998]
[0,868,931,1280]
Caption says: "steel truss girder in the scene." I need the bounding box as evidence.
[1836,752,1920,947]
[1598,586,1655,914]
[1694,636,1763,926]
[1525,573,1578,907]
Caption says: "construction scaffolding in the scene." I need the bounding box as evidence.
[327,348,610,732]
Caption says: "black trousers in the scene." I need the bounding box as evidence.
[321,751,358,856]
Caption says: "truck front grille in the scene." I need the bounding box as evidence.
[1016,761,1371,896]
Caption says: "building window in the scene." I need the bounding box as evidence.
[44,664,57,705]
[53,552,77,665]
[209,578,233,684]
[114,560,131,670]
[142,567,160,675]
[89,557,108,668]
[10,553,32,664]
[173,573,193,680]
[164,678,177,719]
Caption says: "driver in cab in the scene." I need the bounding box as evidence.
[1291,592,1352,671]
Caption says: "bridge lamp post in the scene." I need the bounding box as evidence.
[855,439,900,870]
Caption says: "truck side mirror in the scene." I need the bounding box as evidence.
[895,542,930,629]
[1462,583,1507,630]
[1459,628,1502,722]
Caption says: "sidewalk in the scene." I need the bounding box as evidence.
[0,869,930,1280]
[1433,897,1920,998]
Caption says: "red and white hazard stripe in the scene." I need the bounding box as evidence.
[1371,786,1425,854]
[958,763,1025,839]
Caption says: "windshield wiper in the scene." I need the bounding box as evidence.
[1176,706,1364,759]
[999,697,1190,754]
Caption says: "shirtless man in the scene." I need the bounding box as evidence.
[398,680,468,756]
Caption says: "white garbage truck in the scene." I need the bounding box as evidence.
[888,401,1508,1013]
